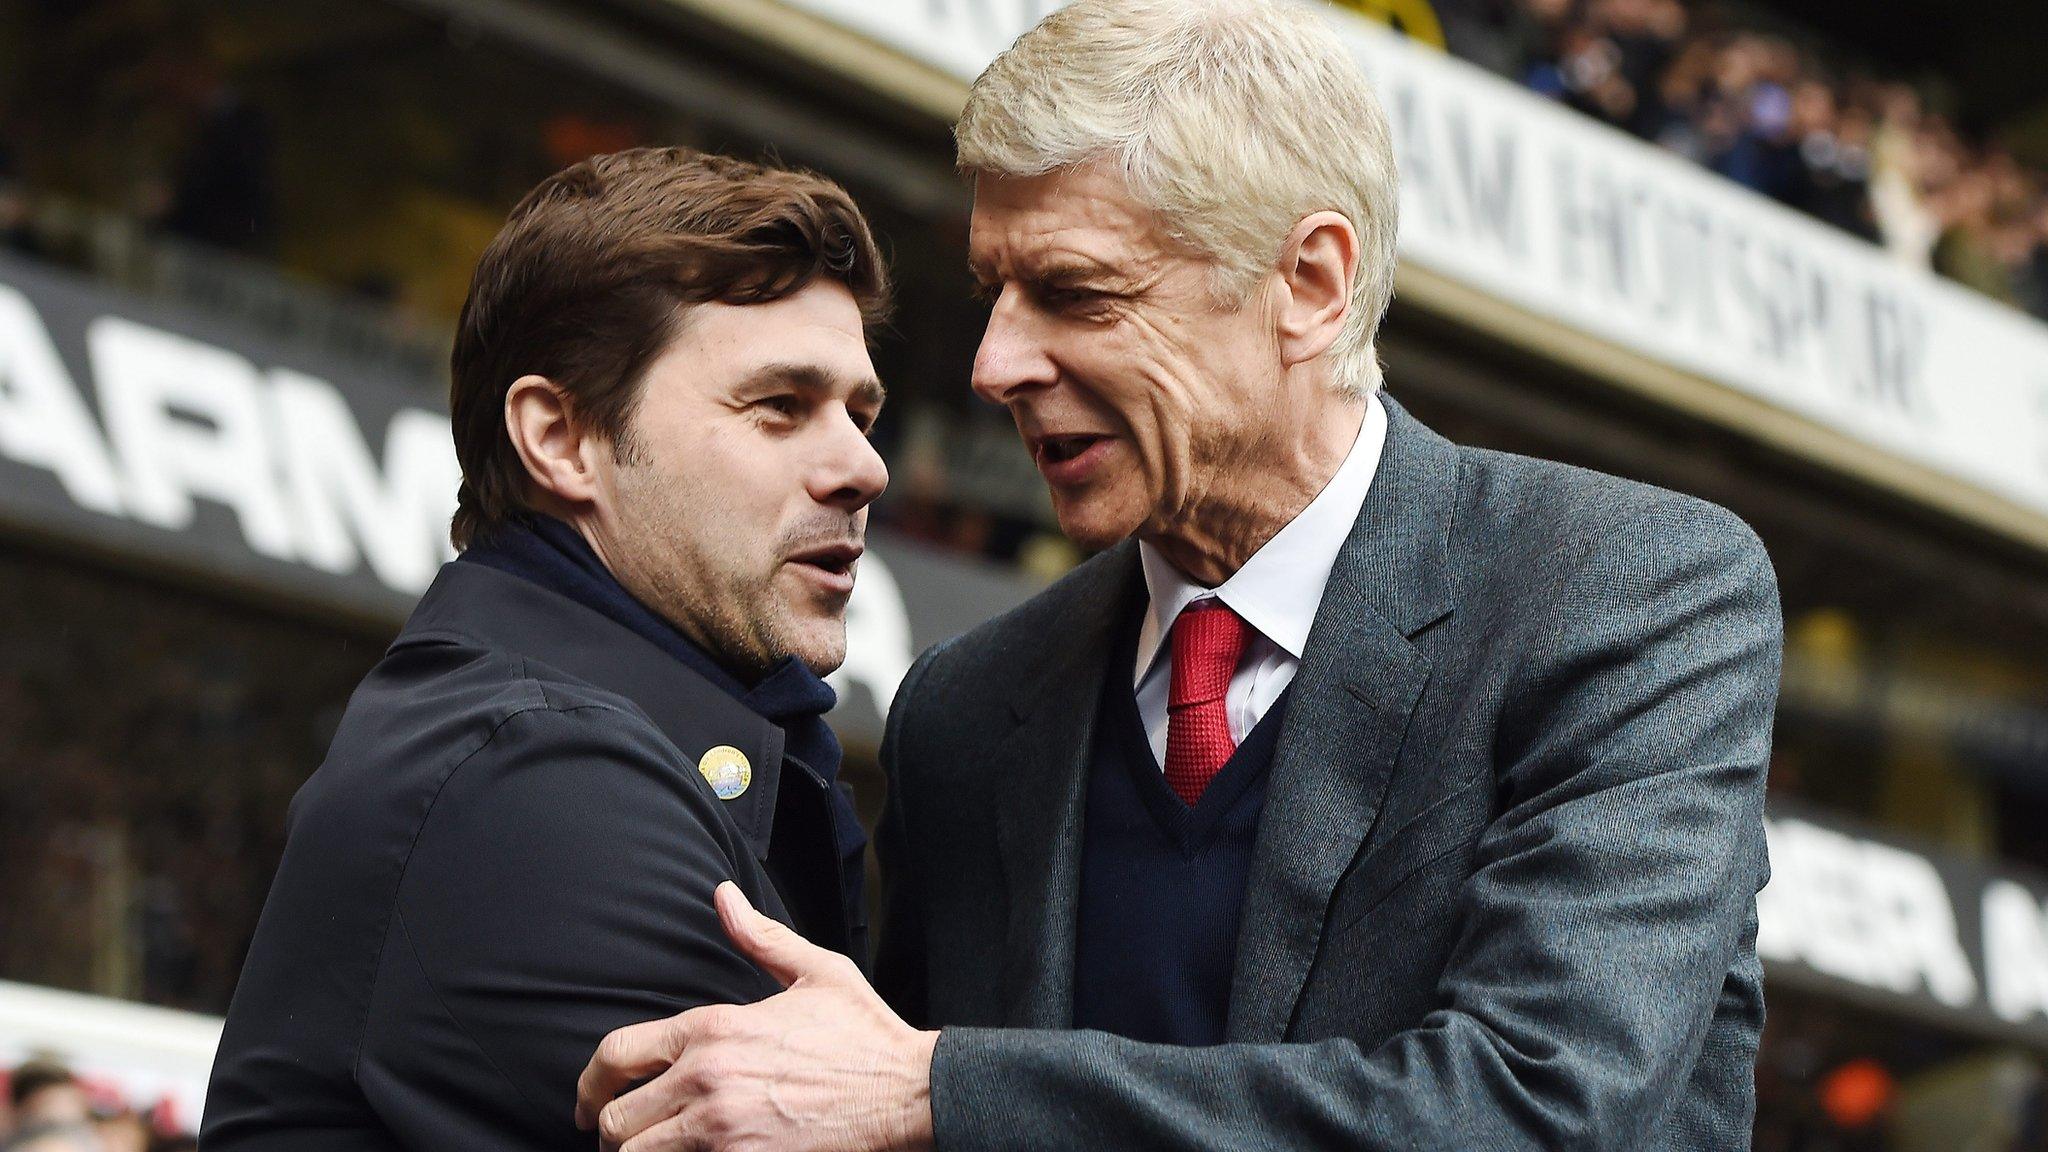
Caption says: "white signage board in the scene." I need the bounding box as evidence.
[0,979,222,1131]
[773,0,2048,524]
[1761,809,2048,1040]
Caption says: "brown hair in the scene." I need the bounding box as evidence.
[448,147,890,549]
[8,1058,76,1108]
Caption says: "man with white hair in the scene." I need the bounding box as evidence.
[576,1,1780,1148]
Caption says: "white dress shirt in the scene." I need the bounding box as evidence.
[1133,394,1389,769]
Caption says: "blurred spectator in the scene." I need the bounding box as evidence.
[1433,0,1525,76]
[87,1109,145,1152]
[0,1063,199,1151]
[1930,164,2014,303]
[142,51,274,257]
[2012,201,2048,321]
[1868,87,1943,265]
[1706,37,1802,203]
[8,1062,89,1132]
[3,1123,103,1152]
[1644,40,1717,160]
[0,181,37,256]
[1500,0,2048,314]
[1791,85,1878,240]
[0,132,40,258]
[1594,0,1686,132]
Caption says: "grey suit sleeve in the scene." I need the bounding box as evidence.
[929,506,1782,1151]
[354,704,779,1150]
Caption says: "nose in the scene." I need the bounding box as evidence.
[971,286,1059,406]
[809,407,889,514]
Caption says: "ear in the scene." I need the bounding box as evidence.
[1273,211,1361,369]
[505,374,606,508]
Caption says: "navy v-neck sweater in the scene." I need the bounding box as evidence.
[1071,615,1290,1046]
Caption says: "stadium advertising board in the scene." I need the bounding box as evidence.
[1763,802,2048,1043]
[769,0,2048,531]
[0,254,1033,744]
[0,255,458,621]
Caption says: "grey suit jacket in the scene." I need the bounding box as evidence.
[873,397,1782,1150]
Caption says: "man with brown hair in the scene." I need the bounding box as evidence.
[200,147,892,1151]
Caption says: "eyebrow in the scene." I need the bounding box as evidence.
[970,254,1131,292]
[738,362,886,409]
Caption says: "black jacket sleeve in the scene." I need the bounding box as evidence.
[354,702,779,1149]
[873,641,951,1026]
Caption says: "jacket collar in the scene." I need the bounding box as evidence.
[1225,393,1461,1039]
[991,543,1142,1025]
[1326,394,1460,639]
[392,561,785,860]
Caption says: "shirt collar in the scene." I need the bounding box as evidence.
[1134,392,1389,686]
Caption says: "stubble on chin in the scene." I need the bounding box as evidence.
[761,568,852,677]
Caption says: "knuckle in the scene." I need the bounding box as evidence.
[596,1031,633,1069]
[690,1005,732,1039]
[679,1055,720,1094]
[668,1008,701,1040]
[598,1101,631,1144]
[694,1053,739,1086]
[623,1116,687,1152]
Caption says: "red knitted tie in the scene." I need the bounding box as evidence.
[1163,599,1250,807]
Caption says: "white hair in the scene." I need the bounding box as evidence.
[955,0,1400,397]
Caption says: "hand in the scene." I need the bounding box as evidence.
[576,882,939,1152]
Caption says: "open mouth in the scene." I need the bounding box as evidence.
[788,542,863,579]
[1036,434,1107,465]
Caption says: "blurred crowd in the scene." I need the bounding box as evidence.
[0,51,273,263]
[1442,0,2048,319]
[0,1061,193,1152]
[0,548,385,1020]
[5,2,2046,328]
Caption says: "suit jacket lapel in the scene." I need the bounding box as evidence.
[1226,396,1462,1041]
[993,543,1143,1027]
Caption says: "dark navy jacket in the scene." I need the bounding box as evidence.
[201,560,858,1150]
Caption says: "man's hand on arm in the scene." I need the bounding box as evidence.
[577,883,939,1152]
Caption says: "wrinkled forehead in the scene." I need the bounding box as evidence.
[965,164,1176,284]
